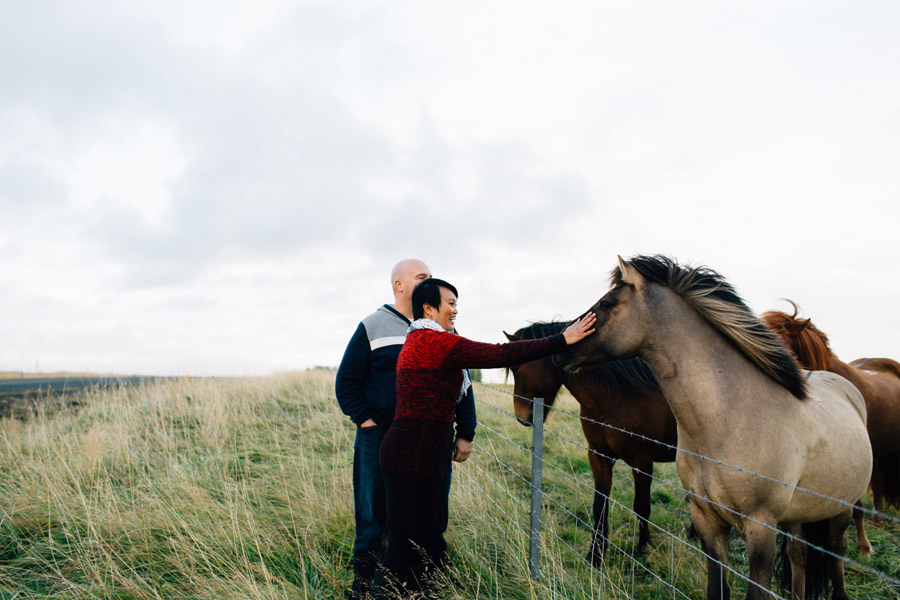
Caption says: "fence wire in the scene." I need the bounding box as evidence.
[470,418,593,599]
[468,380,900,599]
[478,381,900,527]
[473,393,785,599]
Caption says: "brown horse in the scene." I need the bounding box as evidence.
[762,301,900,549]
[504,322,677,562]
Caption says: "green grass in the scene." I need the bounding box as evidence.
[0,371,896,599]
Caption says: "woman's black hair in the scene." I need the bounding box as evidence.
[412,278,458,320]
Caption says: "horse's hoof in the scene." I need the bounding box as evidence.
[858,542,873,557]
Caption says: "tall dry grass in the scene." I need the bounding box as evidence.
[0,371,897,599]
[0,371,354,599]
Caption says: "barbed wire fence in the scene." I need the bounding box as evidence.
[465,380,900,599]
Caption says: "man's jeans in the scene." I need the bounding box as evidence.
[352,423,389,578]
[352,423,454,579]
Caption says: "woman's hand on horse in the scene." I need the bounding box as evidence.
[563,312,597,345]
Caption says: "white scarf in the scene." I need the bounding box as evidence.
[409,318,472,403]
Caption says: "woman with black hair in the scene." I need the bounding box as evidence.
[376,277,595,597]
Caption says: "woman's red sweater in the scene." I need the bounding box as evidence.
[379,329,567,478]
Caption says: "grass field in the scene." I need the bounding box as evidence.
[0,370,897,599]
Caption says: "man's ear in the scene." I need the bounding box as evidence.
[617,255,645,288]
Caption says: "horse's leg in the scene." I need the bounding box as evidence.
[587,450,614,565]
[783,522,806,600]
[631,459,653,555]
[871,463,886,526]
[691,502,731,600]
[743,517,778,600]
[827,511,852,600]
[852,500,872,557]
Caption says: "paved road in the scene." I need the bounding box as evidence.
[0,376,162,394]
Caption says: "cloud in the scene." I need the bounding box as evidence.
[0,2,402,286]
[0,159,66,215]
[3,0,900,376]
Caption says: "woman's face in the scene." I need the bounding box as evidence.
[425,286,458,331]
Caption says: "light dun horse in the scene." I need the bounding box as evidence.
[504,322,677,561]
[554,255,872,600]
[763,301,900,555]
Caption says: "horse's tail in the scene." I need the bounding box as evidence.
[801,520,833,600]
[877,451,900,508]
[777,520,832,599]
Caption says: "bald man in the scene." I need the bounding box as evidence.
[336,259,476,600]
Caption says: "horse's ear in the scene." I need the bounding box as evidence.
[504,331,517,342]
[795,317,813,334]
[617,255,645,287]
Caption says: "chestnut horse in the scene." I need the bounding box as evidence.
[504,322,677,562]
[762,301,900,552]
[555,255,872,600]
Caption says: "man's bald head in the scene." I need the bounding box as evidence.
[391,259,432,318]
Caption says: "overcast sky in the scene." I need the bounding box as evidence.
[3,1,899,380]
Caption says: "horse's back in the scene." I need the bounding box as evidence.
[805,369,867,425]
[779,370,872,521]
[851,356,900,380]
[847,357,900,453]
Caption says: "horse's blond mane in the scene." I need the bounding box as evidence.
[613,255,806,399]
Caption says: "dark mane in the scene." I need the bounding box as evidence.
[510,321,660,395]
[613,255,806,399]
[511,321,569,340]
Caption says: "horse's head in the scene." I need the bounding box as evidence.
[559,254,807,399]
[760,300,832,371]
[554,256,651,373]
[504,326,566,426]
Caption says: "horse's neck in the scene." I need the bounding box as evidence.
[563,372,612,419]
[518,359,561,408]
[640,291,770,449]
[540,370,564,405]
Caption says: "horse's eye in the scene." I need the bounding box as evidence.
[600,300,613,310]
